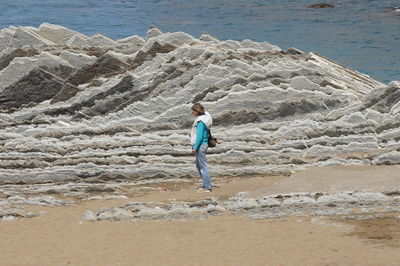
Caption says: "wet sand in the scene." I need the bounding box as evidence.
[1,167,400,266]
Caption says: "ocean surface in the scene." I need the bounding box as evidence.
[0,0,399,83]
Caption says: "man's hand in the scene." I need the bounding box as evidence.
[192,149,196,154]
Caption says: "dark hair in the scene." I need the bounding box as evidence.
[191,103,205,115]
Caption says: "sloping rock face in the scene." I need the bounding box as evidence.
[0,23,399,184]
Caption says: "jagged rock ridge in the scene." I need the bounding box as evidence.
[0,23,399,184]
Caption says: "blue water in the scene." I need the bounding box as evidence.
[1,0,399,83]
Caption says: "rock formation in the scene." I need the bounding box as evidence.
[0,23,399,187]
[307,3,335,9]
[83,190,400,222]
[388,7,400,14]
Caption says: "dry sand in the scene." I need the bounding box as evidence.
[1,167,400,266]
[248,165,400,197]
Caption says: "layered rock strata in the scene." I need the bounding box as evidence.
[82,166,400,222]
[83,190,400,222]
[0,23,399,185]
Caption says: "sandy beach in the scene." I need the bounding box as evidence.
[1,167,400,266]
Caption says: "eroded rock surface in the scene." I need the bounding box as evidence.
[0,23,399,186]
[83,190,400,222]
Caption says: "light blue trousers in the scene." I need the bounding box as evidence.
[195,144,212,190]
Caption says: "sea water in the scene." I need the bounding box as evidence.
[0,0,399,83]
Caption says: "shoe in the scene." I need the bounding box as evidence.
[196,188,212,193]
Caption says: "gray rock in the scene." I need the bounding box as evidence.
[373,151,400,165]
[0,24,395,188]
[382,206,399,213]
[4,195,71,206]
[2,215,18,222]
[282,196,316,206]
[199,33,219,43]
[117,35,145,46]
[258,197,281,207]
[135,206,169,219]
[59,50,97,68]
[97,207,132,221]
[85,195,128,201]
[351,192,390,203]
[7,195,27,204]
[364,109,386,123]
[0,51,72,93]
[360,208,378,213]
[0,206,26,218]
[225,198,258,210]
[317,193,355,204]
[390,101,400,116]
[25,212,40,218]
[83,210,97,221]
[250,212,285,220]
[146,26,164,40]
[290,211,306,217]
[36,23,83,45]
[8,27,55,49]
[97,211,115,221]
[311,208,352,216]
